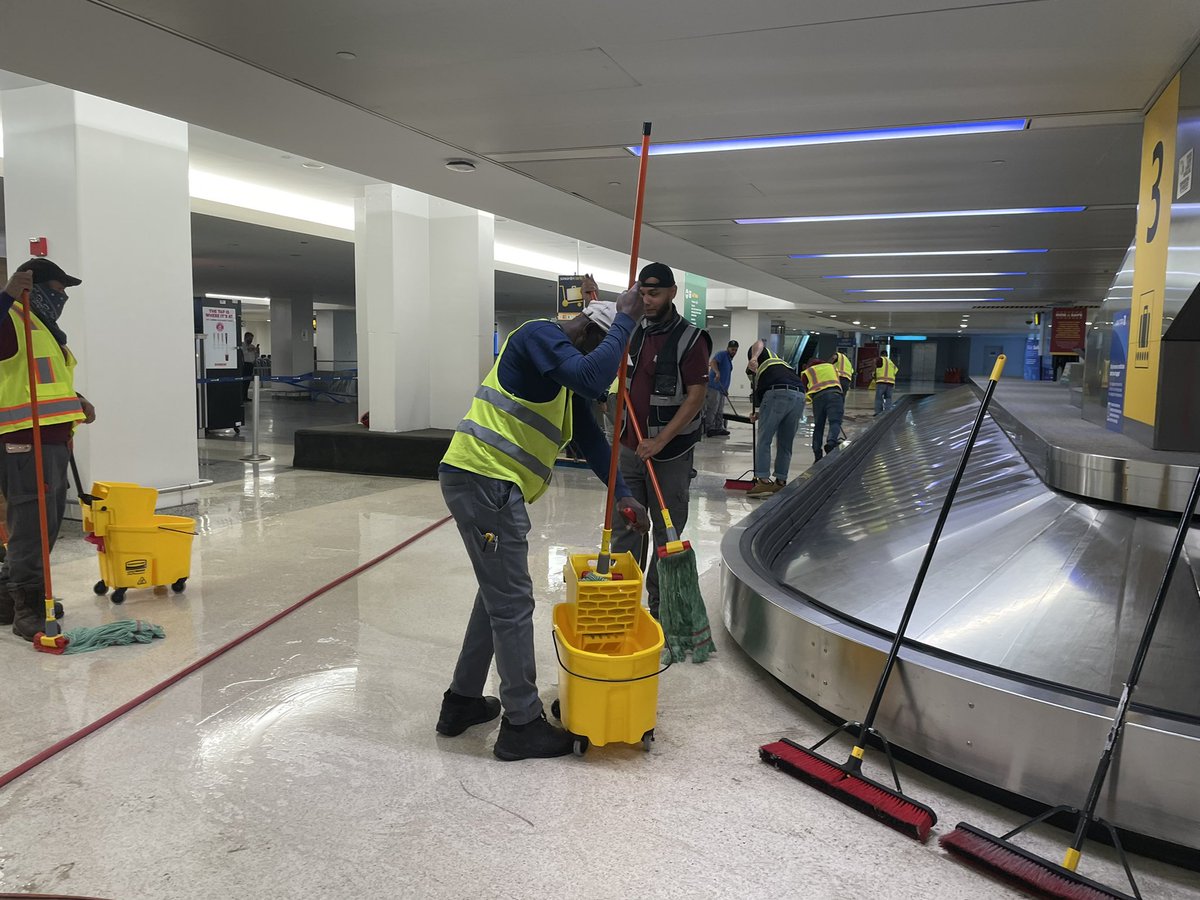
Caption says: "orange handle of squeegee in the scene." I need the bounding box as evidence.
[597,123,652,571]
[20,291,55,605]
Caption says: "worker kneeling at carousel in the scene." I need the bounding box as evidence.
[437,278,651,761]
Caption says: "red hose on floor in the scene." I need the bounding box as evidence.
[0,515,452,792]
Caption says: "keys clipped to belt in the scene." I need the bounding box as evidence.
[481,531,499,553]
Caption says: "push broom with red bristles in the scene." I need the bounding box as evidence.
[760,354,1008,841]
[18,290,69,654]
[939,451,1200,900]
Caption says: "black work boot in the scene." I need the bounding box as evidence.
[12,585,46,642]
[436,689,501,736]
[0,582,13,627]
[492,713,574,761]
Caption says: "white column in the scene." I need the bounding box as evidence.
[730,309,770,400]
[354,188,493,432]
[330,311,357,368]
[428,199,494,430]
[268,297,315,385]
[1,85,198,496]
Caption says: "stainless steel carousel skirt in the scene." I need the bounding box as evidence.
[722,387,1200,850]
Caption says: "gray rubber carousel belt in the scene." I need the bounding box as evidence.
[722,387,1200,852]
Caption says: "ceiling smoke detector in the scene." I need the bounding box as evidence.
[445,159,477,173]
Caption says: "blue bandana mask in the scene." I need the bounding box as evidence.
[29,284,69,345]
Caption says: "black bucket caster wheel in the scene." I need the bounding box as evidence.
[641,730,655,752]
[572,736,589,757]
[53,600,64,620]
[550,699,561,721]
[93,580,107,596]
[171,577,187,593]
[111,587,127,605]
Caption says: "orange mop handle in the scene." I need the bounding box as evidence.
[620,408,670,523]
[596,123,652,574]
[19,292,56,606]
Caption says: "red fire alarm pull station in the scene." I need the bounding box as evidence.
[29,237,48,257]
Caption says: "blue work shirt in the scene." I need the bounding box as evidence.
[443,314,635,499]
[708,349,734,392]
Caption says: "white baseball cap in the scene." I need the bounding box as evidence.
[580,300,618,332]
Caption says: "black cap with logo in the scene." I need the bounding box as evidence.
[16,258,82,287]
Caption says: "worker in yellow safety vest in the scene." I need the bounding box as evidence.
[801,354,845,462]
[0,260,97,641]
[746,342,806,497]
[875,352,900,415]
[438,275,650,762]
[834,350,854,394]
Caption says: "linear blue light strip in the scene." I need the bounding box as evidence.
[859,298,1007,303]
[790,249,1049,258]
[893,335,928,341]
[845,287,1015,293]
[823,272,1027,279]
[626,118,1029,156]
[737,206,1085,225]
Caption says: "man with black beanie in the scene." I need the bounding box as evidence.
[0,260,96,640]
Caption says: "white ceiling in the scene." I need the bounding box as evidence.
[0,0,1198,335]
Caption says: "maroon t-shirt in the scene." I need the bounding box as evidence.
[0,291,75,445]
[621,328,710,451]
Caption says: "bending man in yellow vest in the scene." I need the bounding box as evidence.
[874,352,899,415]
[438,278,650,761]
[0,261,96,641]
[801,353,845,462]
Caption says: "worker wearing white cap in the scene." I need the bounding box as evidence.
[437,275,650,761]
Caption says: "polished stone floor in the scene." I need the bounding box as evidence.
[0,393,1196,899]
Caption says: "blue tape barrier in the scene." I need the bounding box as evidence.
[197,371,358,404]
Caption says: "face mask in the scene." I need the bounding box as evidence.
[30,284,68,323]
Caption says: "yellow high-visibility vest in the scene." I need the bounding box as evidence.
[0,303,85,435]
[802,362,841,399]
[834,352,854,381]
[877,358,899,385]
[442,321,573,503]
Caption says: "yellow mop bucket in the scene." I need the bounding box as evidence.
[552,599,664,755]
[83,481,195,605]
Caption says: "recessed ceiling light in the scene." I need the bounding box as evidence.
[829,314,837,318]
[738,207,1084,225]
[445,159,477,173]
[336,51,357,60]
[991,159,1006,165]
[608,181,622,186]
[790,249,1048,259]
[824,272,1027,279]
[1086,321,1092,325]
[852,320,862,325]
[302,162,325,170]
[628,118,1028,156]
[847,287,1014,293]
[869,325,876,329]
[204,293,270,302]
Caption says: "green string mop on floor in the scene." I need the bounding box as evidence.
[62,620,165,654]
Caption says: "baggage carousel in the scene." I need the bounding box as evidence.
[722,386,1200,852]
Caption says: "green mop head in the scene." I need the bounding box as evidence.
[657,546,715,664]
[63,620,165,654]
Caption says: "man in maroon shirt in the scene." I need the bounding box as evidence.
[612,263,710,619]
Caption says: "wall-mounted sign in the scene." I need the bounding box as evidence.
[1106,309,1130,432]
[683,272,707,328]
[1049,306,1087,355]
[557,275,585,320]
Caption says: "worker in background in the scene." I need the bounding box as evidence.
[240,332,260,401]
[802,353,845,462]
[611,263,710,620]
[703,339,739,437]
[0,261,96,641]
[438,276,650,762]
[875,351,899,415]
[746,340,806,498]
[834,349,854,394]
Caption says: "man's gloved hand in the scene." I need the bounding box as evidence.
[615,284,645,321]
[616,495,651,534]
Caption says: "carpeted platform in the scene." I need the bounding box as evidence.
[293,424,453,479]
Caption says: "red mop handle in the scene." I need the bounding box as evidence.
[19,292,55,603]
[600,122,652,543]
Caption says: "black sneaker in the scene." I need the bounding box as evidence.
[493,713,574,760]
[436,689,501,736]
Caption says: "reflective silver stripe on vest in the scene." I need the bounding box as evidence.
[36,358,53,384]
[474,385,562,446]
[0,396,82,426]
[455,420,554,483]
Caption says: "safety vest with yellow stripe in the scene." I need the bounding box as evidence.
[0,303,85,435]
[834,352,854,382]
[802,362,841,400]
[877,357,899,385]
[442,321,573,503]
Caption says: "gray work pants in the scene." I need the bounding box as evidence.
[703,386,726,432]
[812,388,845,461]
[0,442,69,591]
[875,383,895,414]
[611,445,693,618]
[440,469,542,726]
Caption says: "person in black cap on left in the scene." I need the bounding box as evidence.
[0,260,96,641]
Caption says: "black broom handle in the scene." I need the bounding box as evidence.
[854,356,1006,751]
[1067,459,1200,862]
[68,451,93,504]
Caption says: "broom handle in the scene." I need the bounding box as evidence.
[596,122,652,576]
[1064,457,1200,870]
[621,409,679,543]
[851,355,1006,762]
[19,292,57,614]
